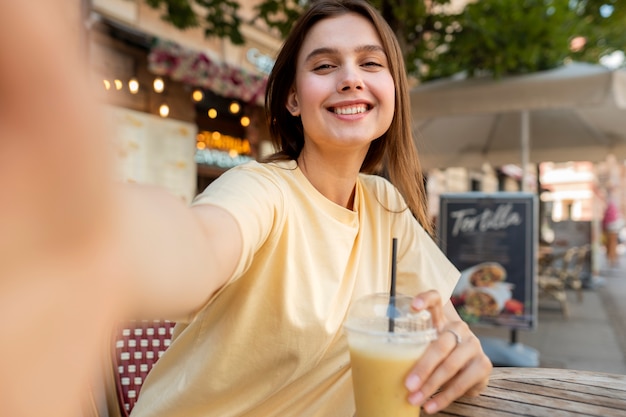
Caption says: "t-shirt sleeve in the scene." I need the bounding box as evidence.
[385,193,459,301]
[191,162,284,285]
[397,219,460,302]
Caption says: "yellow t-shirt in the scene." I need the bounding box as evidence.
[130,160,459,417]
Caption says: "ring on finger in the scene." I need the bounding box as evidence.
[444,328,462,347]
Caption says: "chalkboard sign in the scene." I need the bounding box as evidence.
[438,193,537,330]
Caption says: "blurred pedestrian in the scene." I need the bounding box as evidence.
[602,197,624,267]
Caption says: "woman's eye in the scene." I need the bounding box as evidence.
[313,64,335,71]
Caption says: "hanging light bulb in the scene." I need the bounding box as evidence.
[192,89,204,102]
[240,116,250,127]
[128,78,140,94]
[208,108,218,119]
[229,101,241,114]
[159,103,170,118]
[153,77,165,93]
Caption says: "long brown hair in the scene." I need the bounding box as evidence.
[264,0,431,234]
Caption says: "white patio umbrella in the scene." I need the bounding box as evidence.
[410,63,626,178]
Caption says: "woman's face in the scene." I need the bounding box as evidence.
[287,13,395,157]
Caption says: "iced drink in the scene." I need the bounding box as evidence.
[349,339,428,417]
[344,293,437,417]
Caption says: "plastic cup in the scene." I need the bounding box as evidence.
[344,293,437,417]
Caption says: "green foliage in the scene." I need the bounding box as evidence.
[569,0,626,64]
[253,0,304,38]
[422,0,584,79]
[145,0,199,28]
[418,0,626,80]
[145,0,244,44]
[197,0,245,44]
[145,0,625,79]
[367,0,452,76]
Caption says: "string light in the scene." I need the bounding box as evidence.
[192,89,204,102]
[103,79,111,90]
[240,116,250,127]
[159,103,170,118]
[114,79,123,90]
[229,101,241,114]
[208,108,218,119]
[153,77,165,93]
[128,78,139,94]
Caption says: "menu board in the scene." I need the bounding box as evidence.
[107,106,198,204]
[438,193,537,330]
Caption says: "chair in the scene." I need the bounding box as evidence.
[108,320,176,417]
[537,247,579,318]
[537,273,570,318]
[566,244,589,302]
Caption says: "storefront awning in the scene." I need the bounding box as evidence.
[148,39,268,106]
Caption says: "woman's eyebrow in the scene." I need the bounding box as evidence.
[357,44,385,54]
[304,47,338,63]
[304,44,385,63]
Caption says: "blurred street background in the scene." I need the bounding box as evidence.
[82,0,625,373]
[473,244,626,374]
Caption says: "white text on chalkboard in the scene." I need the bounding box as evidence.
[450,204,522,236]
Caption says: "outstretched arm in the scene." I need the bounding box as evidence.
[0,2,240,416]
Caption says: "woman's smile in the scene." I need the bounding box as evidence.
[330,103,370,115]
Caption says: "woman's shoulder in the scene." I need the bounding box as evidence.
[359,173,403,198]
[358,172,410,214]
[214,160,296,185]
[194,160,295,206]
[233,159,296,175]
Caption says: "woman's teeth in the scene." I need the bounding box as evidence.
[333,105,367,115]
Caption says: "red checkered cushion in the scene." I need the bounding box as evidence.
[112,320,176,416]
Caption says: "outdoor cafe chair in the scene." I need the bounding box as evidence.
[568,244,589,302]
[537,244,590,317]
[107,320,176,417]
[537,246,578,318]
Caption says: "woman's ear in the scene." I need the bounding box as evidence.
[286,88,301,116]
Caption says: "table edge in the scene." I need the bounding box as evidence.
[490,367,626,383]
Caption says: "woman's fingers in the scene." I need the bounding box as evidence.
[407,292,492,413]
[405,322,468,396]
[405,320,492,413]
[411,290,445,330]
[420,332,491,414]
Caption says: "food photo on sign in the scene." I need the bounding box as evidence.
[438,193,537,330]
[451,262,525,322]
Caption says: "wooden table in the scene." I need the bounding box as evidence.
[433,367,626,416]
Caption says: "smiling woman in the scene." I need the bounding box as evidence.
[130,1,490,416]
[0,1,491,417]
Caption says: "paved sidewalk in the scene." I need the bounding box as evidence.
[471,246,626,374]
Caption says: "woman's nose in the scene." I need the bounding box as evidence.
[337,66,363,92]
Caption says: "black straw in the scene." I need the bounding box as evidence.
[388,238,398,332]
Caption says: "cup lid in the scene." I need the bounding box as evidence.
[344,293,437,341]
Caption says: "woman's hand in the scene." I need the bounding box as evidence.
[404,290,492,414]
